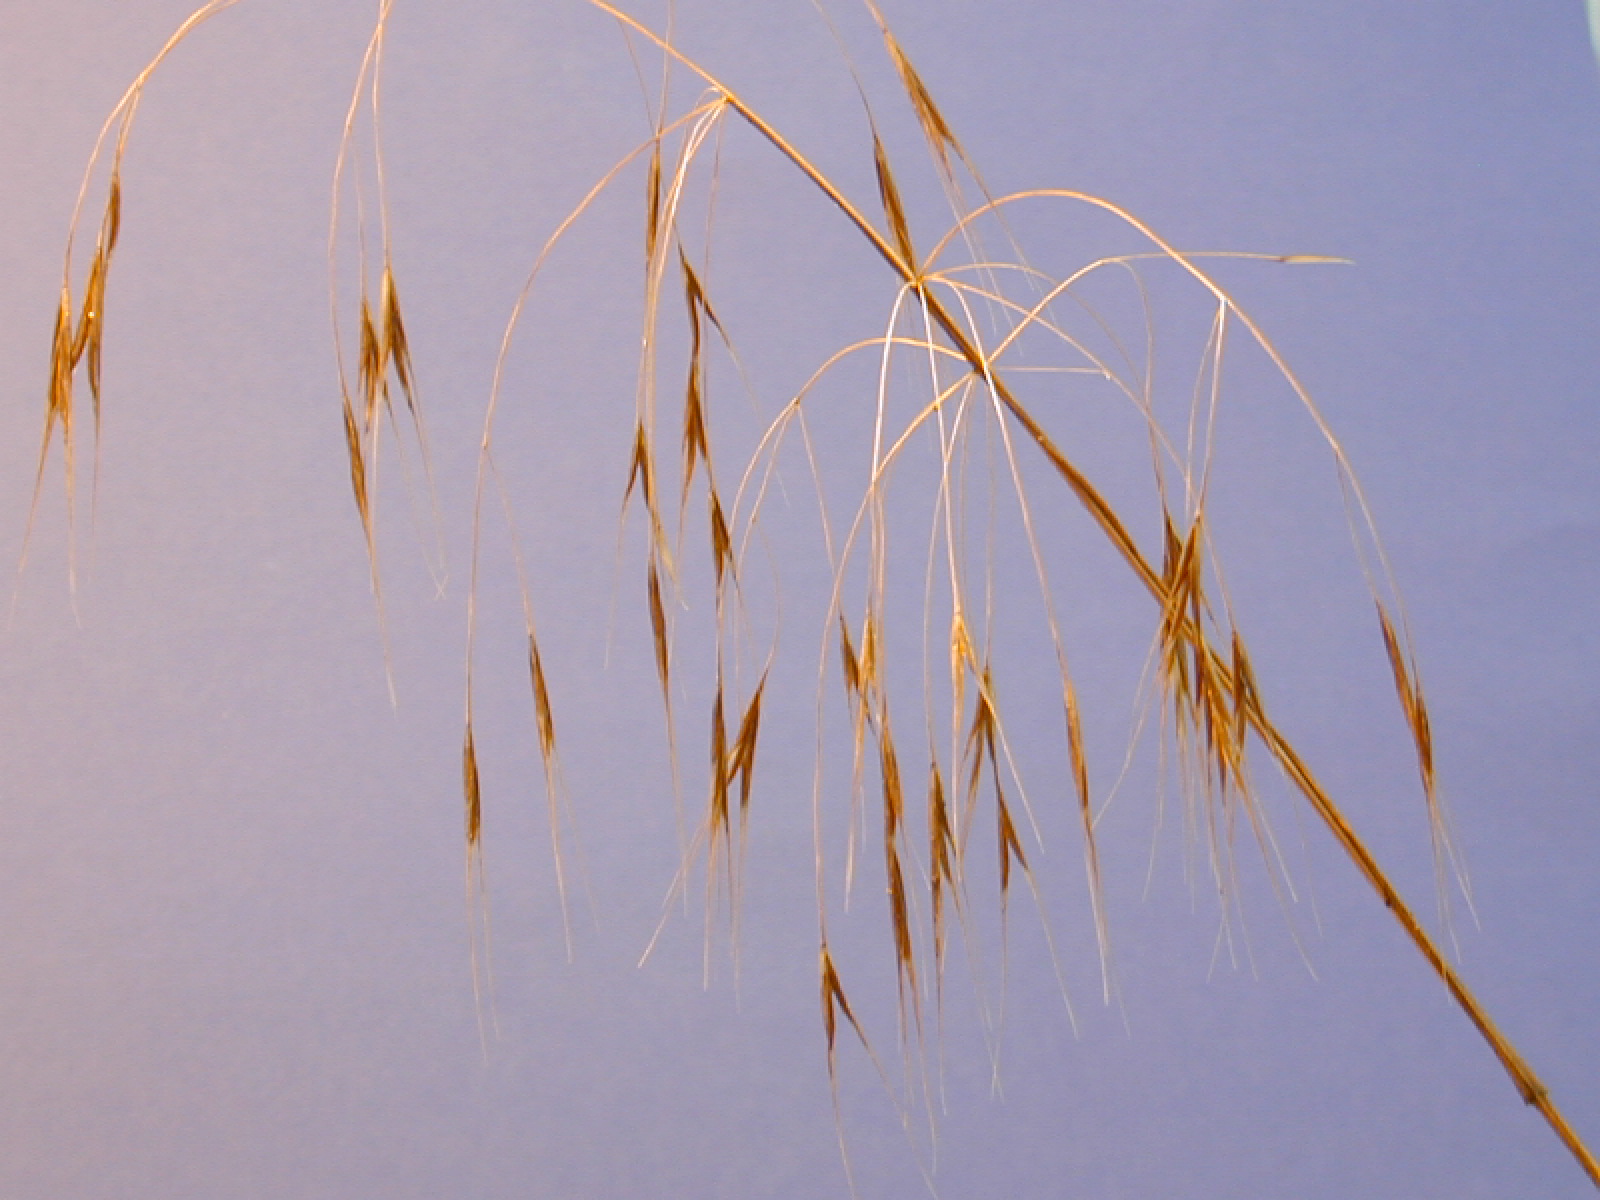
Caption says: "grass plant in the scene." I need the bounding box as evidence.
[34,0,1600,1190]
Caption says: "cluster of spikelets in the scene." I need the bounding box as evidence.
[39,5,250,579]
[38,0,1599,1188]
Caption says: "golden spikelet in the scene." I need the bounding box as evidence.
[644,141,663,264]
[858,612,880,696]
[681,326,708,498]
[75,172,120,425]
[963,669,996,812]
[708,681,730,860]
[341,393,371,535]
[1377,602,1436,802]
[996,790,1027,899]
[462,722,482,850]
[927,760,956,972]
[819,942,867,1067]
[647,557,670,700]
[624,420,654,511]
[708,489,733,588]
[358,296,382,425]
[949,610,975,717]
[871,131,917,274]
[380,266,415,415]
[529,634,557,766]
[45,289,74,474]
[728,673,766,816]
[838,613,862,700]
[1230,631,1259,762]
[868,6,963,180]
[876,715,915,1001]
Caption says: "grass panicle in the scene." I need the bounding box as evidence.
[39,0,1600,1191]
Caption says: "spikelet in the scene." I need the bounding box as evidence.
[871,131,917,274]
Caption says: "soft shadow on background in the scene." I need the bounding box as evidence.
[1,3,1597,1197]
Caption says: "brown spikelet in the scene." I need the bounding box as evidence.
[1190,628,1230,787]
[1377,604,1434,795]
[959,666,1027,900]
[879,715,904,836]
[1159,513,1202,645]
[1230,631,1258,759]
[103,171,122,256]
[677,246,724,332]
[859,612,880,695]
[709,682,730,852]
[462,722,482,849]
[708,489,733,587]
[1158,514,1204,734]
[67,276,90,368]
[949,611,975,716]
[80,173,120,426]
[873,16,962,178]
[624,420,654,511]
[82,260,106,418]
[72,179,117,356]
[380,266,415,415]
[838,613,862,700]
[682,343,708,497]
[679,252,715,508]
[644,141,663,263]
[1162,509,1182,572]
[878,720,915,998]
[728,673,766,816]
[75,251,104,408]
[996,790,1027,898]
[1063,680,1091,821]
[529,634,556,765]
[886,845,914,998]
[647,557,670,699]
[820,943,867,1067]
[358,296,383,426]
[46,289,74,465]
[964,672,997,812]
[871,132,917,273]
[928,760,955,966]
[341,393,370,534]
[1063,674,1106,965]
